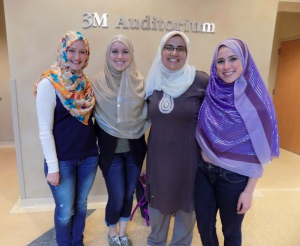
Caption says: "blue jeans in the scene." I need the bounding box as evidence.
[104,152,142,227]
[44,156,98,246]
[194,160,248,246]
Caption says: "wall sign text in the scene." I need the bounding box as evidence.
[83,13,215,33]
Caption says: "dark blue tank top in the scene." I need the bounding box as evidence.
[53,96,98,160]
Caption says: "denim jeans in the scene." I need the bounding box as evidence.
[44,156,98,246]
[104,152,142,227]
[194,160,248,246]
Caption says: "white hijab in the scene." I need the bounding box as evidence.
[145,31,196,99]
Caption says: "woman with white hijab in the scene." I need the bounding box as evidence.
[145,31,209,246]
[92,34,150,246]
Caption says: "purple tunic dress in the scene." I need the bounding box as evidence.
[146,71,208,214]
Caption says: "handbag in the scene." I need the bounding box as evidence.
[130,172,150,226]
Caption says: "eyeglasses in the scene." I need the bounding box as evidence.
[163,45,187,53]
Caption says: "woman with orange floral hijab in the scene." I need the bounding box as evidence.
[34,31,98,246]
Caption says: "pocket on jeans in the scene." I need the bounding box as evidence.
[85,156,99,162]
[199,159,208,170]
[223,171,248,183]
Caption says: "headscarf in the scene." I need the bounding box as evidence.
[145,31,196,99]
[33,31,95,125]
[196,38,280,178]
[92,34,150,139]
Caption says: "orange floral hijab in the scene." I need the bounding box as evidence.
[34,31,95,125]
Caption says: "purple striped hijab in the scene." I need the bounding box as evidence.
[196,38,280,178]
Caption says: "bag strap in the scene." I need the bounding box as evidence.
[143,208,150,226]
[130,172,149,226]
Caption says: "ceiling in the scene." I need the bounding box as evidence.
[278,1,300,12]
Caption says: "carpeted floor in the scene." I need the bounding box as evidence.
[27,210,96,246]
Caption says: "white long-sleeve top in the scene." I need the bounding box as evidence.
[36,78,59,173]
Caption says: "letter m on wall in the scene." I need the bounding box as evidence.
[202,23,215,33]
[83,13,108,28]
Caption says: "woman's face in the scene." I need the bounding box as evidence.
[216,46,243,84]
[161,35,187,71]
[66,40,88,71]
[109,41,131,72]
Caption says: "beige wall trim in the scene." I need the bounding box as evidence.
[279,34,300,42]
[0,141,14,148]
[10,79,25,199]
[279,0,300,3]
[10,195,109,214]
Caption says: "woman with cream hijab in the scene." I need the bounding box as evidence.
[92,34,150,246]
[145,31,209,246]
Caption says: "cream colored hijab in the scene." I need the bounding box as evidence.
[145,31,195,99]
[92,34,150,139]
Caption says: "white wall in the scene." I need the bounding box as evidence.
[3,0,279,200]
[0,0,13,143]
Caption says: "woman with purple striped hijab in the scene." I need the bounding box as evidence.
[195,38,279,246]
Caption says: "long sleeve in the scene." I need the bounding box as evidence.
[36,78,59,173]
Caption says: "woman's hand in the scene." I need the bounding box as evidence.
[236,177,259,214]
[46,172,60,186]
[237,191,253,214]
